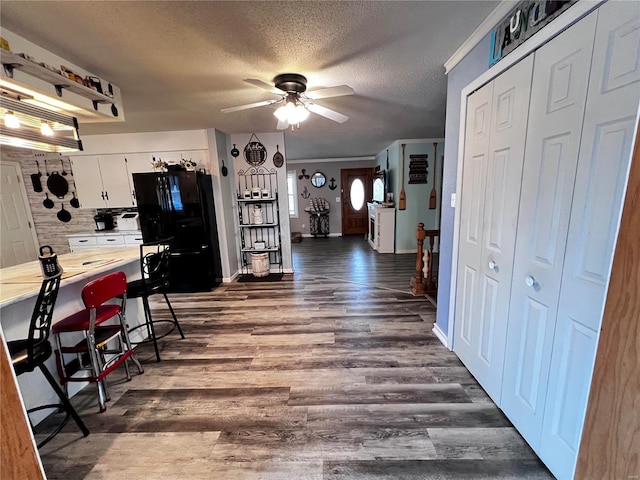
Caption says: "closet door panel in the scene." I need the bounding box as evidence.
[541,2,640,478]
[454,81,493,364]
[454,55,533,403]
[476,55,534,401]
[500,11,598,448]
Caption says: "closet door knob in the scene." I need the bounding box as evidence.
[488,260,497,270]
[525,276,536,287]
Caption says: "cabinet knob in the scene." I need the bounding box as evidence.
[488,260,497,270]
[525,276,536,287]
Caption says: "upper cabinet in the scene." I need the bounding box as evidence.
[71,150,209,208]
[71,155,137,208]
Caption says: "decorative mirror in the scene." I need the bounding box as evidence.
[311,171,326,188]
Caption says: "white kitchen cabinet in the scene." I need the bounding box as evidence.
[71,155,133,208]
[67,232,143,252]
[367,203,395,253]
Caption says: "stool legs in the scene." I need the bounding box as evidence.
[142,295,162,362]
[163,293,185,339]
[37,363,89,447]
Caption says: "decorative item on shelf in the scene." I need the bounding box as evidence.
[151,157,168,171]
[252,204,264,224]
[261,188,270,198]
[328,177,337,190]
[244,133,267,167]
[301,185,311,199]
[311,171,326,188]
[230,144,240,157]
[179,156,197,171]
[254,241,266,250]
[243,189,251,199]
[273,145,284,168]
[251,187,261,199]
[250,252,270,277]
[298,169,310,180]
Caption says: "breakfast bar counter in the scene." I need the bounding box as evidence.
[0,247,146,423]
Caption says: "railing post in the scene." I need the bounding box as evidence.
[411,223,427,296]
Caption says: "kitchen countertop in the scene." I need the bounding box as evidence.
[66,230,142,237]
[0,247,140,308]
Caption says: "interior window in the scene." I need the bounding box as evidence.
[287,170,298,217]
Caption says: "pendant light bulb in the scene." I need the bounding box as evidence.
[40,121,54,136]
[4,111,20,129]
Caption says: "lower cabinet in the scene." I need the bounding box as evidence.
[68,232,143,252]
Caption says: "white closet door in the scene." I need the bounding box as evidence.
[454,80,493,377]
[500,11,598,448]
[454,55,533,403]
[540,2,640,478]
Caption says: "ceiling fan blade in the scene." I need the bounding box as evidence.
[305,85,354,100]
[244,78,282,93]
[221,99,278,113]
[307,103,349,123]
[276,119,289,130]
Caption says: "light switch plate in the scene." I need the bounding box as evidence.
[336,197,341,203]
[451,193,456,208]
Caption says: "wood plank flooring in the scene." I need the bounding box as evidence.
[37,236,552,479]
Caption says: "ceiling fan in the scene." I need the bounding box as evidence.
[221,73,354,131]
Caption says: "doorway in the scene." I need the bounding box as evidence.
[340,167,373,235]
[0,162,39,268]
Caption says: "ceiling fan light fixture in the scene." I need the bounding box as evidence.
[274,101,309,126]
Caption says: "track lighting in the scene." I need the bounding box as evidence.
[0,96,82,152]
[4,110,20,128]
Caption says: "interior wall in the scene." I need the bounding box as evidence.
[436,34,491,339]
[393,139,445,253]
[289,159,376,236]
[0,146,96,255]
[228,132,292,272]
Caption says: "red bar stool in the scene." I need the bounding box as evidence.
[53,271,144,412]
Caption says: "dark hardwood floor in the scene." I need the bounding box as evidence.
[37,236,552,479]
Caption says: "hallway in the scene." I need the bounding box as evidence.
[37,237,552,479]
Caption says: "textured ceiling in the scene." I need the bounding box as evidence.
[0,1,498,159]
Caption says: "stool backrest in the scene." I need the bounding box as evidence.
[140,238,173,288]
[27,276,61,358]
[81,271,127,309]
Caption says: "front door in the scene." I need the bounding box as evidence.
[341,168,373,235]
[1,162,38,268]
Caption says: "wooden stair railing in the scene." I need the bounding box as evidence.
[410,223,439,296]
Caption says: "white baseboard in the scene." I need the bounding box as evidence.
[432,324,451,350]
[283,268,294,274]
[223,271,239,283]
[301,233,342,238]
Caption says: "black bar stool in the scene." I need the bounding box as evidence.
[7,276,90,448]
[126,238,184,362]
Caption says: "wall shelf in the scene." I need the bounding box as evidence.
[1,50,117,115]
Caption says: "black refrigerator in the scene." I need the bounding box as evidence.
[133,171,222,292]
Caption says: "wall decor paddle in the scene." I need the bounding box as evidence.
[244,134,267,167]
[399,144,407,210]
[429,142,438,209]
